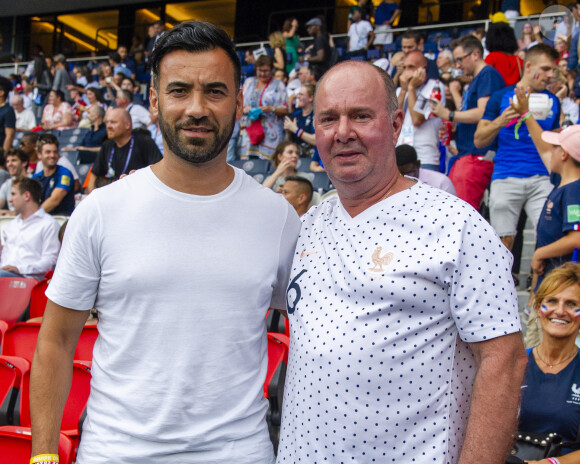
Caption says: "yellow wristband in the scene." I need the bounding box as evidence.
[31,455,59,464]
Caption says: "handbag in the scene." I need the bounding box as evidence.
[246,119,265,145]
[508,432,563,461]
[245,78,272,146]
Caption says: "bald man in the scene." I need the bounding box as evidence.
[88,108,162,192]
[396,50,445,171]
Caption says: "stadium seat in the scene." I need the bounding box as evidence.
[383,43,397,53]
[266,309,289,337]
[0,426,74,464]
[0,278,38,326]
[231,158,272,175]
[0,356,29,426]
[349,55,365,61]
[28,271,53,320]
[1,322,41,362]
[0,320,8,347]
[74,326,98,362]
[302,171,333,193]
[439,37,452,48]
[366,48,380,60]
[265,332,289,453]
[296,157,311,172]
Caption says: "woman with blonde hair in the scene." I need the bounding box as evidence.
[269,31,287,71]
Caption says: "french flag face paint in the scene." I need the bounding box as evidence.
[574,308,580,318]
[540,304,550,314]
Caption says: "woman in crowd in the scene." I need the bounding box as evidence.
[518,22,535,51]
[269,31,287,71]
[240,55,288,160]
[75,87,107,128]
[282,18,300,73]
[41,89,75,130]
[520,263,580,464]
[485,22,523,86]
[263,141,309,191]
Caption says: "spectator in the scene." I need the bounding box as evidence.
[0,148,29,214]
[11,94,36,131]
[518,263,580,459]
[436,49,454,75]
[52,54,73,102]
[61,105,107,154]
[117,45,137,76]
[20,77,35,109]
[263,141,310,191]
[41,89,75,131]
[284,83,317,158]
[75,87,107,125]
[0,76,15,151]
[394,30,439,85]
[475,44,560,252]
[269,31,287,71]
[115,89,150,129]
[240,55,287,160]
[274,68,288,85]
[287,66,314,111]
[19,132,39,173]
[33,133,75,216]
[88,108,161,192]
[147,105,163,155]
[109,52,133,79]
[130,34,145,65]
[0,176,60,280]
[347,0,374,28]
[485,22,524,86]
[280,175,313,217]
[373,0,400,49]
[518,22,535,51]
[120,77,145,106]
[282,18,300,73]
[397,51,445,171]
[347,8,374,57]
[430,35,505,211]
[396,144,456,194]
[31,53,52,120]
[304,17,332,78]
[0,150,7,187]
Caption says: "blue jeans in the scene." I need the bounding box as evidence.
[0,270,23,278]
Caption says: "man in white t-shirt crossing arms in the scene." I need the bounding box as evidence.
[276,60,527,464]
[30,21,300,464]
[397,50,445,170]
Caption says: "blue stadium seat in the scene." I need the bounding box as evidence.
[383,43,397,53]
[439,37,452,49]
[296,157,311,172]
[231,158,272,175]
[302,172,332,193]
[366,49,380,60]
[424,41,438,53]
[349,55,365,62]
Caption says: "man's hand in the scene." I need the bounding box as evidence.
[408,68,426,90]
[284,116,298,133]
[1,265,20,273]
[510,86,530,115]
[531,249,546,275]
[429,99,448,119]
[399,71,412,91]
[499,105,520,127]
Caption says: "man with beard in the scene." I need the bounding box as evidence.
[29,21,300,464]
[87,107,161,192]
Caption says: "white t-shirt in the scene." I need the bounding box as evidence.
[46,167,301,464]
[276,182,520,463]
[348,20,373,52]
[15,108,36,131]
[397,79,445,166]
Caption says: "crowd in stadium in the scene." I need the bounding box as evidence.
[0,2,579,463]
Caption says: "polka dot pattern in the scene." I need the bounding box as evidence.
[277,182,521,463]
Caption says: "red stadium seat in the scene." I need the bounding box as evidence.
[0,322,41,363]
[0,320,8,348]
[0,356,29,426]
[28,271,53,320]
[266,309,290,337]
[265,332,289,452]
[75,326,98,361]
[0,278,38,326]
[0,425,74,464]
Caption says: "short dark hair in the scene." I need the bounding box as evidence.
[21,132,39,146]
[395,144,418,165]
[401,29,422,44]
[524,43,560,66]
[118,89,133,101]
[109,52,121,63]
[0,76,13,101]
[121,76,136,88]
[37,133,59,153]
[485,23,519,54]
[12,176,42,204]
[150,21,240,91]
[285,175,313,204]
[455,35,484,58]
[5,148,29,166]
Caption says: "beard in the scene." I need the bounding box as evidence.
[158,108,236,165]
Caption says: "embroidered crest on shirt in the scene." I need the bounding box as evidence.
[368,246,394,273]
[568,384,580,405]
[545,200,554,217]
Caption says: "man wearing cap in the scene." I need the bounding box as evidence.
[304,18,331,79]
[396,144,456,195]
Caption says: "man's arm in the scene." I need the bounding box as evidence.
[431,95,490,124]
[474,104,519,149]
[458,332,528,464]
[532,230,580,275]
[41,188,68,213]
[406,70,428,127]
[30,300,90,455]
[3,127,15,151]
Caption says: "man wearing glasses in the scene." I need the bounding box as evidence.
[430,35,505,211]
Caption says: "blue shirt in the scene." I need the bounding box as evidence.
[520,349,580,444]
[374,2,399,25]
[290,109,317,158]
[33,165,75,216]
[483,85,560,180]
[536,178,580,276]
[455,66,505,159]
[0,104,16,148]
